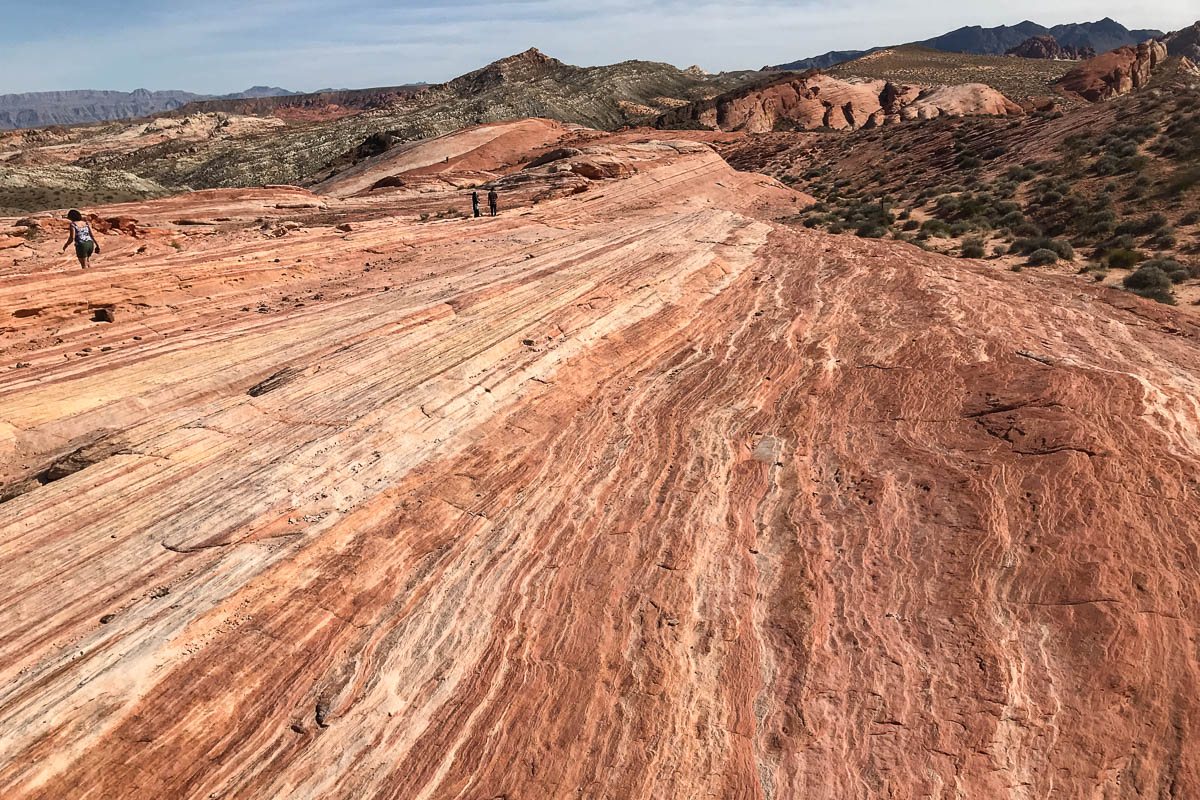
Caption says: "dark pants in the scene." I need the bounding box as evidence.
[489,203,497,217]
[473,205,480,218]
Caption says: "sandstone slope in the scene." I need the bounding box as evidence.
[1,126,1199,799]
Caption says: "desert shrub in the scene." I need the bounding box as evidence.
[961,237,986,258]
[992,181,1018,199]
[1013,223,1042,238]
[1141,259,1190,283]
[855,222,886,238]
[1106,248,1142,270]
[803,216,822,228]
[1011,237,1073,260]
[921,219,952,238]
[1005,166,1036,182]
[898,209,910,220]
[993,244,1008,256]
[1167,166,1200,195]
[902,219,920,231]
[949,221,971,237]
[1181,210,1200,226]
[1149,228,1178,250]
[935,195,960,214]
[999,210,1026,228]
[1028,248,1059,266]
[1116,213,1169,237]
[1123,264,1176,303]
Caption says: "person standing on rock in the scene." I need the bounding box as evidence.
[488,187,498,217]
[472,190,481,218]
[62,209,100,269]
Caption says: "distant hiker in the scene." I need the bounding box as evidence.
[472,190,481,218]
[62,209,100,269]
[488,188,498,217]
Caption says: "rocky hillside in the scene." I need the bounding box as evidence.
[0,87,297,130]
[176,86,429,120]
[826,46,1077,104]
[658,71,1021,133]
[772,17,1162,70]
[718,51,1200,304]
[1167,21,1200,60]
[0,49,761,207]
[1005,35,1095,60]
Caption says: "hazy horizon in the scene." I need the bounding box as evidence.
[2,0,1196,95]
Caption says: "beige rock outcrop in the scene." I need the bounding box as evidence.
[658,72,1021,132]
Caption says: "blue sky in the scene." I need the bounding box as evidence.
[2,0,1196,94]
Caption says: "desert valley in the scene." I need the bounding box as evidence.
[2,11,1200,799]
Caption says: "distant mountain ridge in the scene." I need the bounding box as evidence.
[770,17,1164,71]
[0,86,298,130]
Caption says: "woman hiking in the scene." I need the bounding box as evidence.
[62,209,100,269]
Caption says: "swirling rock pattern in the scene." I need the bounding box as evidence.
[1,131,1199,799]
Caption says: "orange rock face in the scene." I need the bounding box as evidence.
[1058,39,1170,101]
[1,123,1199,799]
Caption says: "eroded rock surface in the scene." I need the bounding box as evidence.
[1,125,1199,799]
[659,72,1021,132]
[1058,39,1170,101]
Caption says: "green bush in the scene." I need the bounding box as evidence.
[1123,264,1176,304]
[993,244,1008,256]
[855,222,887,238]
[1142,258,1189,283]
[920,219,952,238]
[1115,213,1169,237]
[902,219,920,231]
[961,237,986,258]
[1166,166,1200,195]
[1150,229,1177,250]
[1028,249,1059,266]
[1107,249,1143,269]
[1011,237,1073,260]
[1181,210,1200,226]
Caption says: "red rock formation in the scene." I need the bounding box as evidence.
[1057,39,1170,101]
[0,123,1198,799]
[1006,35,1095,60]
[659,72,1020,132]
